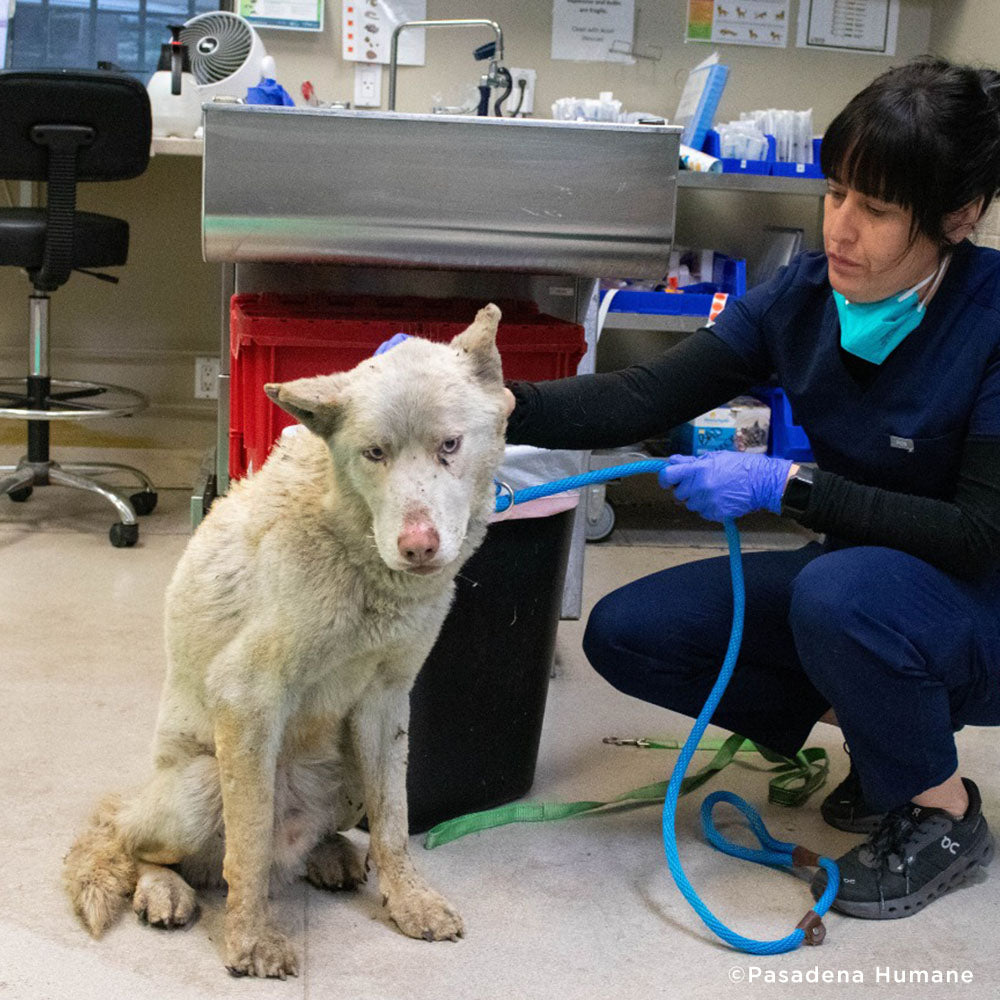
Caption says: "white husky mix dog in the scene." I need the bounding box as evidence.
[64,304,508,979]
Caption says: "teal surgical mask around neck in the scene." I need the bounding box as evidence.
[833,257,949,365]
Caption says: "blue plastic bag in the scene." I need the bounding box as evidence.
[245,78,295,107]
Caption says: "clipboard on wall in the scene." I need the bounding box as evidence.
[675,52,729,151]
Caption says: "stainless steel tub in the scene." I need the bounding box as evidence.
[202,105,679,278]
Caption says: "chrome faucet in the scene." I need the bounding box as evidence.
[387,18,509,115]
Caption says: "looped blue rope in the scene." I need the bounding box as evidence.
[496,461,839,954]
[701,791,840,909]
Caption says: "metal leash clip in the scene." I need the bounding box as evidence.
[603,736,653,748]
[493,479,515,520]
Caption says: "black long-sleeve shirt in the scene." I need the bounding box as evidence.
[506,325,1000,581]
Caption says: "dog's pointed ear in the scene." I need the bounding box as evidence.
[450,303,503,386]
[264,374,345,438]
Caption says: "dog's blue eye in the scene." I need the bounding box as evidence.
[362,446,386,462]
[440,438,461,455]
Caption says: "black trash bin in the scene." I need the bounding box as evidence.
[406,507,575,834]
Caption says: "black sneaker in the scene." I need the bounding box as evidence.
[820,759,885,834]
[811,777,994,919]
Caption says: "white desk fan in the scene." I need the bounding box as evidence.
[180,11,275,102]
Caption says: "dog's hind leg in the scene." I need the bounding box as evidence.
[82,751,222,934]
[116,752,223,868]
[65,752,220,938]
[133,861,199,928]
[282,754,367,892]
[350,678,464,942]
[305,834,368,891]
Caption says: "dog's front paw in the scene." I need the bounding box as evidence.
[386,888,464,942]
[225,925,300,980]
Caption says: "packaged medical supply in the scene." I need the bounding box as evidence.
[551,92,623,122]
[675,51,729,150]
[739,108,814,163]
[679,143,722,172]
[674,397,771,456]
[715,120,769,161]
[702,128,774,175]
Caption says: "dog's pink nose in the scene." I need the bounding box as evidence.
[398,522,440,565]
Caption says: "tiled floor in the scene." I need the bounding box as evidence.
[2,475,998,999]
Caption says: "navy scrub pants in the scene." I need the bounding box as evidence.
[583,543,1000,812]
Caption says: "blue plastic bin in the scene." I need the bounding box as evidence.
[601,254,746,318]
[754,385,814,462]
[771,137,824,178]
[703,131,824,178]
[702,129,774,175]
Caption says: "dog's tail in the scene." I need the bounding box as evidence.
[63,794,138,937]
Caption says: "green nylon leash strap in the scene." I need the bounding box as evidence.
[423,735,829,850]
[756,745,829,808]
[606,736,830,807]
[423,781,670,850]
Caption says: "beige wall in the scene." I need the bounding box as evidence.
[0,154,215,434]
[1,0,982,439]
[932,0,1000,65]
[269,0,934,130]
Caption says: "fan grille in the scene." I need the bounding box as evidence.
[181,12,254,86]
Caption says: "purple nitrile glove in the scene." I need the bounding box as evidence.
[244,78,296,107]
[374,332,409,356]
[657,451,793,522]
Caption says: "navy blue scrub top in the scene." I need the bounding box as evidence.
[709,243,1000,499]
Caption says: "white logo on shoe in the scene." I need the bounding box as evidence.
[941,836,960,854]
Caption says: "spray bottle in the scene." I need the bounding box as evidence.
[147,24,202,139]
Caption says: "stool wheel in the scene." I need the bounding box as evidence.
[585,499,616,543]
[8,486,32,503]
[109,522,139,548]
[130,490,158,516]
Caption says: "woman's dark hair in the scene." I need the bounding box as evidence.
[820,57,1000,246]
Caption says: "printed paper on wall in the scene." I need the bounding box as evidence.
[687,0,790,48]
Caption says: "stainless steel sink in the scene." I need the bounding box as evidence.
[202,105,680,278]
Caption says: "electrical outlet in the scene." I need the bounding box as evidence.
[194,356,220,400]
[508,67,536,116]
[354,62,382,108]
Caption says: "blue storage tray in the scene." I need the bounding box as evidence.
[771,137,824,178]
[703,131,824,178]
[703,129,774,175]
[753,385,814,462]
[603,254,746,318]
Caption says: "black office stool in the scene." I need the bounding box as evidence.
[0,69,156,547]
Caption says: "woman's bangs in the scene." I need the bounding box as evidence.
[821,110,924,211]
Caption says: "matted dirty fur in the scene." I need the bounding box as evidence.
[64,304,508,979]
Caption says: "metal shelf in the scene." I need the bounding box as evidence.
[677,171,827,196]
[602,312,707,332]
[150,136,204,156]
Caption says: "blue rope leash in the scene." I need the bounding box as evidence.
[496,460,839,953]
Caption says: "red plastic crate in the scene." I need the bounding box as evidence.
[229,293,586,480]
